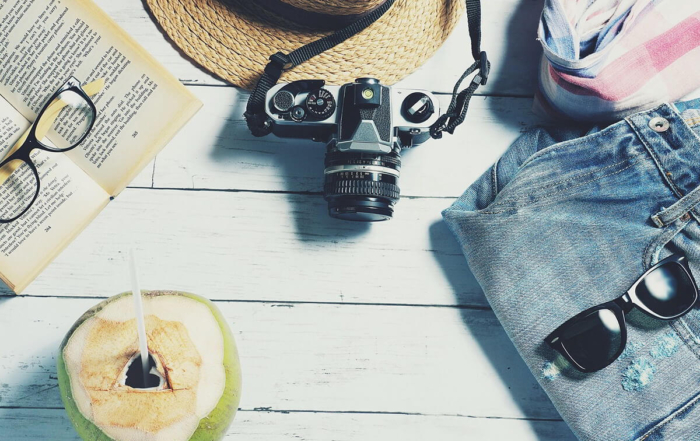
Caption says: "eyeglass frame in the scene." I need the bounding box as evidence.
[545,254,698,373]
[0,76,97,223]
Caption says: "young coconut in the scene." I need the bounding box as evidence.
[57,291,241,441]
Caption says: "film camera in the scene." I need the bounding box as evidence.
[265,78,441,222]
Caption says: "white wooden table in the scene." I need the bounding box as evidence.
[0,1,580,439]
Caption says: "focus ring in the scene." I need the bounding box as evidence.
[325,179,400,200]
[325,152,401,168]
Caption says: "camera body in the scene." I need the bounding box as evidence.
[265,78,440,221]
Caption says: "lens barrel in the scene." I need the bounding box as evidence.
[323,151,401,222]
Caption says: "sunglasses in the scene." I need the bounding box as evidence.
[545,254,698,373]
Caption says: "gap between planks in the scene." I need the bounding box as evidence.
[0,406,561,422]
[125,185,463,200]
[0,293,492,311]
[0,407,577,441]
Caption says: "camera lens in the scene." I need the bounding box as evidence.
[323,150,401,222]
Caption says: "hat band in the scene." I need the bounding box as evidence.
[258,0,390,31]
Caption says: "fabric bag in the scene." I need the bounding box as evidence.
[535,0,700,122]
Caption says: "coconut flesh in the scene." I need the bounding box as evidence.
[58,291,241,441]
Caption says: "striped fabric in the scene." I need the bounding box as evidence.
[535,0,700,122]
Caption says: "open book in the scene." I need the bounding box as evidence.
[0,0,202,293]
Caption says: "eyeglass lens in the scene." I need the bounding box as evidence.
[38,89,95,151]
[560,308,623,370]
[635,262,696,318]
[0,159,39,222]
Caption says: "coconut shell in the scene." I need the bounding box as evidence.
[57,291,242,441]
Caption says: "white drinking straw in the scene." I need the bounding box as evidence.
[129,248,150,387]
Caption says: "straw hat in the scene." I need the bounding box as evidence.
[146,0,465,90]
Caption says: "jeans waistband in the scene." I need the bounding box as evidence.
[626,99,700,213]
[672,97,700,121]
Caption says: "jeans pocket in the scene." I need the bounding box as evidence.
[517,122,620,169]
[475,124,648,214]
[481,153,646,214]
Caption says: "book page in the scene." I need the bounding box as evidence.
[0,0,201,195]
[0,95,108,293]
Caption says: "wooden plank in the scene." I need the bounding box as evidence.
[151,89,543,196]
[95,0,544,96]
[0,408,576,441]
[9,189,482,307]
[128,158,155,188]
[0,296,561,421]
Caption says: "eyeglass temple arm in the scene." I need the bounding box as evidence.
[0,78,104,170]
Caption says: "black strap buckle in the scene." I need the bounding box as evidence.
[468,51,489,88]
[478,51,489,86]
[430,112,459,139]
[264,52,292,78]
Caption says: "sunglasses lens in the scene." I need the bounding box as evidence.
[560,308,623,370]
[635,262,696,318]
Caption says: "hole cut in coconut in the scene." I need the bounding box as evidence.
[122,353,168,390]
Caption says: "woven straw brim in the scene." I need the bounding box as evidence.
[145,0,465,90]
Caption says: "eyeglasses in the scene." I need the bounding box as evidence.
[0,77,97,223]
[545,254,698,373]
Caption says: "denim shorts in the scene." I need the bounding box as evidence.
[443,99,700,441]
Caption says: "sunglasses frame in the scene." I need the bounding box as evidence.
[545,254,698,373]
[0,77,96,223]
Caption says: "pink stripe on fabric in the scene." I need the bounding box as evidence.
[649,16,700,70]
[549,14,700,101]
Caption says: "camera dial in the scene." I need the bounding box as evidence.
[305,88,336,120]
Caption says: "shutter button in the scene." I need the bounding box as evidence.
[649,117,670,132]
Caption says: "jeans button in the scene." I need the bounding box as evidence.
[649,117,670,132]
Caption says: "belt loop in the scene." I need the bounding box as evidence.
[651,185,700,227]
[651,211,666,228]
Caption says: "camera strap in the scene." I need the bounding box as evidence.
[244,0,489,140]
